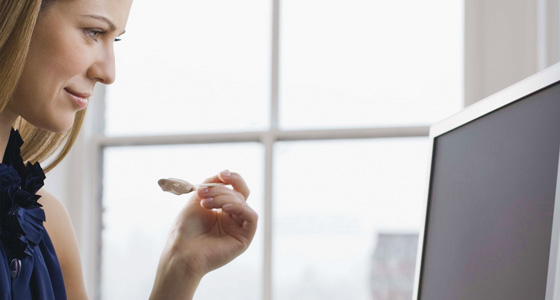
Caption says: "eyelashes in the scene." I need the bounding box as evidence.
[84,29,122,42]
[84,28,104,41]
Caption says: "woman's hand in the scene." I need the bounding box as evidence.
[150,171,258,300]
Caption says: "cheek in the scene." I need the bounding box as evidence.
[42,37,90,82]
[11,32,89,122]
[27,24,91,87]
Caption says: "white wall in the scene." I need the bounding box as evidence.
[465,0,560,106]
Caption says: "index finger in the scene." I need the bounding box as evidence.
[203,170,250,200]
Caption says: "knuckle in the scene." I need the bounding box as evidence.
[233,172,246,183]
[235,191,245,202]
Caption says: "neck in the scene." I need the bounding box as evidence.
[0,109,20,161]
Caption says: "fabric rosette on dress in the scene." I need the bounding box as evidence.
[0,128,66,299]
[0,129,46,259]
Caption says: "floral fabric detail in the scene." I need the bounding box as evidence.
[0,129,46,259]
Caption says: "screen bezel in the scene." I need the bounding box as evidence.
[412,62,560,300]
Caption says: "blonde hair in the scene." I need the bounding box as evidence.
[0,0,86,173]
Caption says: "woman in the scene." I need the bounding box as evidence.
[0,0,258,299]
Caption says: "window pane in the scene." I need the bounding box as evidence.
[273,138,429,300]
[105,0,270,136]
[280,0,463,129]
[101,144,263,300]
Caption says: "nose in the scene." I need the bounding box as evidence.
[87,45,116,85]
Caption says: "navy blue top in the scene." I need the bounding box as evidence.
[0,129,66,299]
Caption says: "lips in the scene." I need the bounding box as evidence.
[64,88,91,109]
[64,88,92,99]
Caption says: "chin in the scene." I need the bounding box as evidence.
[47,119,75,134]
[19,105,84,134]
[26,115,76,134]
[46,124,73,134]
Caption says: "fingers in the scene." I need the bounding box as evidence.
[222,202,259,231]
[199,193,258,228]
[201,170,250,200]
[197,171,256,230]
[198,188,244,210]
[195,170,256,231]
[218,171,250,200]
[197,184,233,199]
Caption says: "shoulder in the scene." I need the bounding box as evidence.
[37,189,77,257]
[37,189,71,236]
[37,189,89,300]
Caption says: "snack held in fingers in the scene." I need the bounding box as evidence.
[158,178,227,195]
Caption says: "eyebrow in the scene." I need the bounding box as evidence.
[81,14,126,35]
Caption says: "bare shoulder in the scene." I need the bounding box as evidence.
[37,189,71,236]
[37,189,89,300]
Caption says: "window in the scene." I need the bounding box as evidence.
[101,144,264,299]
[104,0,270,136]
[95,1,463,299]
[273,138,429,299]
[279,0,463,129]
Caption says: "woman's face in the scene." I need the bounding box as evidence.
[8,0,132,133]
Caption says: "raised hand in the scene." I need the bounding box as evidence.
[150,170,258,300]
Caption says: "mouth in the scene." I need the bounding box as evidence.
[64,88,91,109]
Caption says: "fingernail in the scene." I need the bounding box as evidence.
[220,170,231,177]
[198,187,209,194]
[222,203,234,210]
[201,198,214,206]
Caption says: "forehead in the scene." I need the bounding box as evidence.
[51,0,133,31]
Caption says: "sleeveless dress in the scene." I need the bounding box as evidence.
[0,129,66,299]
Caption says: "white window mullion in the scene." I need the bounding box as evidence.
[265,0,280,299]
[271,0,281,131]
[262,133,275,300]
[94,127,430,148]
[92,84,108,300]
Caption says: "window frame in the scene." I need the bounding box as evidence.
[91,122,430,299]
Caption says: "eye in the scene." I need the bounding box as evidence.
[84,29,105,41]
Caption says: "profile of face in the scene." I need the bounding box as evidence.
[7,0,132,133]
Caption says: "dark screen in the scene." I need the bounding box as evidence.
[419,82,560,299]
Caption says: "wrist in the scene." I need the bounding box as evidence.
[150,254,203,300]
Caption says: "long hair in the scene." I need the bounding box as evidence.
[0,0,86,173]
